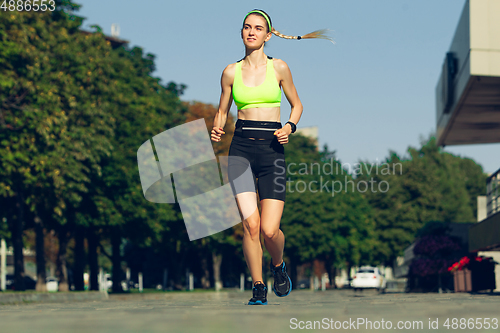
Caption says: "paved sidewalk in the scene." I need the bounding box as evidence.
[0,289,499,333]
[0,291,107,305]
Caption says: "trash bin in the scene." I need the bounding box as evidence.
[453,269,472,292]
[453,262,496,292]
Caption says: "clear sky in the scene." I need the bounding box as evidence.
[75,0,500,174]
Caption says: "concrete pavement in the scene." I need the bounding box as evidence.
[0,289,499,333]
[0,291,107,305]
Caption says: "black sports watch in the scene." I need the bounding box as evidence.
[286,121,296,133]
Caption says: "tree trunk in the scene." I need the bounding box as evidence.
[11,192,26,291]
[87,227,99,291]
[347,262,352,286]
[331,266,338,289]
[111,229,123,293]
[56,228,69,291]
[73,225,85,291]
[212,252,222,291]
[200,255,210,289]
[35,216,47,292]
[324,256,337,289]
[171,240,186,290]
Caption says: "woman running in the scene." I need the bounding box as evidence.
[211,9,330,305]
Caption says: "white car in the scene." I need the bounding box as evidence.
[99,274,113,290]
[351,266,387,292]
[46,276,59,292]
[106,275,113,289]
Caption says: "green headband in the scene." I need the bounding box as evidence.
[244,10,271,31]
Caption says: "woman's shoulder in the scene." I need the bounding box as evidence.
[271,58,290,73]
[222,62,238,75]
[220,63,238,86]
[220,63,237,81]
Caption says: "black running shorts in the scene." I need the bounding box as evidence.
[228,119,287,202]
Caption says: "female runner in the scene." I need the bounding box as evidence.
[211,9,330,305]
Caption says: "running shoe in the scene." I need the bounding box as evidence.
[270,260,292,297]
[248,282,267,305]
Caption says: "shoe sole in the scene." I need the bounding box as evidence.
[273,275,292,297]
[248,300,267,305]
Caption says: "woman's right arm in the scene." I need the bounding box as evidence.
[211,64,235,142]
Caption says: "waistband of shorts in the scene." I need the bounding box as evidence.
[235,119,282,129]
[231,134,277,145]
[234,119,282,140]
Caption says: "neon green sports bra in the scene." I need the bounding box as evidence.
[232,56,282,110]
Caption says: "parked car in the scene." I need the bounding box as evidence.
[46,276,59,292]
[343,278,353,289]
[105,274,113,289]
[297,279,311,289]
[121,279,138,290]
[96,273,113,290]
[351,266,387,292]
[5,274,14,289]
[5,274,36,290]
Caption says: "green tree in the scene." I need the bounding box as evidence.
[1,1,187,292]
[281,136,377,285]
[77,43,187,292]
[0,2,114,290]
[358,136,487,266]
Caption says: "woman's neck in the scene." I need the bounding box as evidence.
[244,49,267,68]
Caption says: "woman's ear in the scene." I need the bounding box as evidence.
[265,31,272,42]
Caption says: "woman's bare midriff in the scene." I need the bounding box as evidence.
[238,107,280,140]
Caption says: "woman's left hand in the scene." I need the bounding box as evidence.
[274,125,292,145]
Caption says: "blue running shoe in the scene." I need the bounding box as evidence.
[270,260,292,297]
[248,282,267,305]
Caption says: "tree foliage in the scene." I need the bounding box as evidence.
[0,1,489,292]
[281,135,377,274]
[357,136,487,265]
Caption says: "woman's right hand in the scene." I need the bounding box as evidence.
[211,127,225,142]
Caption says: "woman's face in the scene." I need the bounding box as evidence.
[241,14,271,48]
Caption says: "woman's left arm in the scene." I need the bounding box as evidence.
[273,59,303,144]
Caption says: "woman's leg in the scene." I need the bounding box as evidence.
[238,193,264,284]
[260,198,292,297]
[260,199,285,266]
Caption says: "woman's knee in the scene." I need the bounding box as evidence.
[243,218,260,239]
[261,227,280,241]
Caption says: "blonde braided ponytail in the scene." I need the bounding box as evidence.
[243,9,334,44]
[272,27,335,44]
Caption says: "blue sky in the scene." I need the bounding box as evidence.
[75,0,499,174]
